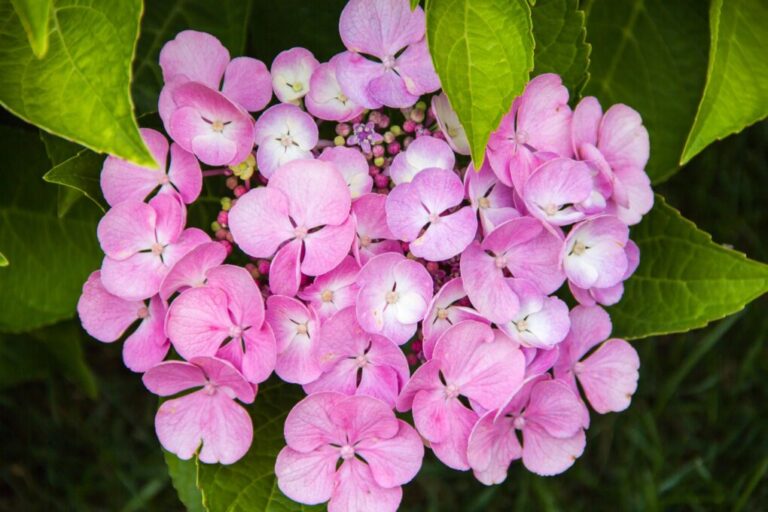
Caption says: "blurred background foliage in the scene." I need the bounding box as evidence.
[0,0,767,510]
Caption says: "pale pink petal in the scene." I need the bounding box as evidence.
[205,265,265,328]
[353,193,396,242]
[302,217,356,276]
[123,296,169,372]
[571,96,603,156]
[305,57,364,122]
[269,239,303,297]
[191,356,255,403]
[389,136,455,185]
[330,459,402,512]
[500,292,570,350]
[431,92,470,155]
[563,216,629,289]
[332,394,399,444]
[384,180,430,241]
[395,38,440,95]
[162,228,211,269]
[159,242,227,300]
[304,358,359,397]
[97,201,156,259]
[334,51,385,109]
[467,412,520,485]
[521,426,585,476]
[298,257,360,321]
[149,193,186,246]
[411,206,477,262]
[421,393,478,470]
[270,47,319,103]
[525,380,586,438]
[356,419,424,488]
[275,446,337,505]
[100,253,165,301]
[598,104,649,171]
[229,187,295,258]
[395,360,440,412]
[167,142,203,204]
[143,360,205,396]
[166,286,232,359]
[77,271,141,342]
[101,128,169,206]
[318,146,372,199]
[253,103,318,147]
[369,69,420,108]
[222,57,272,112]
[516,73,573,158]
[356,364,402,408]
[339,0,425,57]
[267,296,321,384]
[459,242,520,324]
[577,339,639,414]
[284,392,347,451]
[523,158,593,226]
[609,166,653,225]
[159,30,229,88]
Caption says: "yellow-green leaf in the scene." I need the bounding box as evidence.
[9,0,51,58]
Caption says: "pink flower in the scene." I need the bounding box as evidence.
[265,295,322,385]
[570,240,639,307]
[554,305,640,414]
[305,55,364,122]
[464,159,519,234]
[159,30,272,112]
[166,265,277,384]
[467,377,587,483]
[159,241,228,301]
[389,135,455,185]
[276,392,424,512]
[101,128,201,206]
[432,92,470,155]
[318,146,373,199]
[305,307,410,407]
[496,279,570,350]
[298,256,360,321]
[229,159,355,296]
[397,321,526,469]
[335,0,440,109]
[386,168,477,261]
[351,193,402,265]
[253,103,319,179]
[460,217,564,324]
[562,216,629,290]
[487,74,573,188]
[572,96,653,225]
[143,356,255,464]
[270,47,319,103]
[77,271,169,372]
[356,253,433,344]
[421,278,486,359]
[522,157,594,226]
[97,193,209,301]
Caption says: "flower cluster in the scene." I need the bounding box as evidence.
[77,0,652,510]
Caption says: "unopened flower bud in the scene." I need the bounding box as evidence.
[233,185,247,198]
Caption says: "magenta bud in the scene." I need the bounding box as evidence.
[372,144,385,157]
[258,260,271,275]
[233,185,247,198]
[215,229,228,240]
[407,353,419,366]
[403,120,417,133]
[410,339,423,353]
[426,261,439,274]
[219,240,233,255]
[225,176,238,190]
[336,123,351,137]
[374,174,389,188]
[217,210,229,226]
[387,141,401,155]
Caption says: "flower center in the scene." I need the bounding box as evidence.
[360,234,372,247]
[211,120,225,133]
[279,134,294,147]
[159,174,170,185]
[516,318,529,332]
[354,354,369,368]
[291,82,304,93]
[151,242,164,256]
[203,382,217,396]
[428,212,441,224]
[514,130,529,145]
[229,325,243,338]
[544,203,558,216]
[436,308,449,320]
[494,255,507,269]
[294,226,308,240]
[339,444,355,460]
[513,416,526,430]
[478,196,491,209]
[321,289,334,303]
[382,54,396,70]
[337,92,348,104]
[444,383,460,399]
[137,306,149,319]
[571,241,587,256]
[296,322,309,335]
[574,361,585,374]
[385,290,399,304]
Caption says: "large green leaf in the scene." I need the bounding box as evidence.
[681,0,768,164]
[426,0,535,166]
[0,0,154,166]
[196,381,323,511]
[39,131,88,217]
[133,0,255,114]
[0,251,7,267]
[0,126,102,333]
[165,451,205,512]
[43,149,106,212]
[9,0,51,58]
[532,0,590,95]
[583,0,709,183]
[609,195,768,339]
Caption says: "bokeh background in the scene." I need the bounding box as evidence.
[1,0,767,510]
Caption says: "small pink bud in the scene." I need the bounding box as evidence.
[426,261,439,274]
[217,210,229,226]
[225,176,238,190]
[335,123,351,137]
[374,174,389,188]
[219,240,233,255]
[407,353,419,366]
[215,229,228,240]
[372,145,385,157]
[387,141,401,155]
[257,260,270,275]
[410,109,425,123]
[233,185,247,198]
[410,339,422,353]
[377,114,390,129]
[403,120,416,133]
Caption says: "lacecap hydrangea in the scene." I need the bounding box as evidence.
[77,0,651,510]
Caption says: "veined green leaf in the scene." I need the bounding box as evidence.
[9,0,51,58]
[44,150,106,212]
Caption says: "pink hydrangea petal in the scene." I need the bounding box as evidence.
[205,265,265,329]
[256,139,313,179]
[331,394,399,444]
[525,380,586,438]
[330,458,402,512]
[77,271,142,342]
[467,412,520,485]
[420,392,478,470]
[431,92,470,155]
[191,133,239,167]
[275,445,337,505]
[298,257,360,321]
[284,392,347,451]
[253,103,318,146]
[305,58,364,122]
[191,356,255,403]
[577,339,639,413]
[353,193,395,242]
[521,425,585,476]
[369,69,420,109]
[166,286,232,359]
[270,159,351,229]
[302,217,356,276]
[318,146,372,199]
[516,73,573,158]
[411,206,477,262]
[501,292,570,350]
[269,239,303,297]
[366,334,410,386]
[266,296,321,384]
[149,193,186,246]
[222,57,272,112]
[395,38,440,95]
[571,96,603,157]
[162,228,211,270]
[123,296,169,372]
[609,166,654,225]
[159,242,227,300]
[385,180,430,241]
[304,358,360,397]
[101,128,169,206]
[523,158,593,226]
[356,364,401,408]
[229,186,295,258]
[598,104,649,171]
[395,359,440,412]
[339,0,425,57]
[334,51,385,109]
[97,200,156,259]
[356,419,423,488]
[100,252,166,301]
[159,30,229,88]
[566,305,614,362]
[236,325,277,384]
[167,142,203,204]
[459,242,520,324]
[143,360,206,396]
[270,47,319,103]
[563,216,629,289]
[390,135,455,185]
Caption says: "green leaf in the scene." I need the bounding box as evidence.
[0,0,154,166]
[133,0,255,114]
[531,0,591,95]
[0,251,7,267]
[39,131,88,217]
[10,0,51,58]
[584,0,709,183]
[165,450,205,512]
[43,150,106,212]
[609,195,768,339]
[411,0,420,10]
[197,381,323,511]
[426,0,535,166]
[680,0,768,164]
[0,126,102,333]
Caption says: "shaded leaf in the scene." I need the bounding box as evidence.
[426,0,535,166]
[0,126,102,333]
[610,195,768,339]
[584,0,709,183]
[0,0,154,166]
[0,251,7,267]
[44,150,106,212]
[532,0,591,95]
[165,450,205,512]
[681,0,768,164]
[10,0,51,58]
